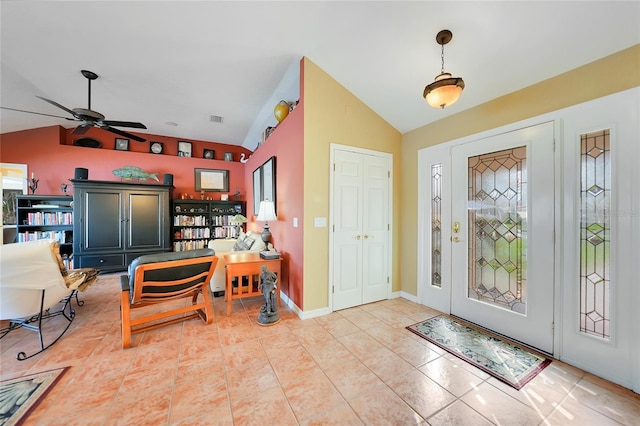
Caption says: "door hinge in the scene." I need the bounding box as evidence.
[333,163,336,171]
[553,139,556,152]
[332,285,335,294]
[387,277,389,284]
[388,170,390,178]
[387,224,390,231]
[551,322,555,333]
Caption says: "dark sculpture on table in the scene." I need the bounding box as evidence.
[258,265,280,325]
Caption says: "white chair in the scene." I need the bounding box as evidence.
[0,240,98,360]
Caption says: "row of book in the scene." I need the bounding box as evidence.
[174,227,211,240]
[23,211,72,226]
[18,231,70,244]
[211,215,235,226]
[173,240,210,252]
[173,215,208,226]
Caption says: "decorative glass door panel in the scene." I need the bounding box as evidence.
[451,122,555,354]
[468,147,527,314]
[580,130,610,339]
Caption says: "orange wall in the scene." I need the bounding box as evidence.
[0,126,252,200]
[243,72,305,309]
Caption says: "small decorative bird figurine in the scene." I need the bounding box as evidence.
[240,153,250,164]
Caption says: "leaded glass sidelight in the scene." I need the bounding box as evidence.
[580,129,610,339]
[467,147,527,314]
[431,164,442,287]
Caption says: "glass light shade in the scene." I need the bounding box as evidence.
[230,214,247,224]
[424,72,465,109]
[257,200,277,222]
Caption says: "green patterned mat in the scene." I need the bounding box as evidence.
[407,315,551,390]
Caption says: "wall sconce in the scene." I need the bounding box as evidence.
[423,29,465,109]
[257,200,277,247]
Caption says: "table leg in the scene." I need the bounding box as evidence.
[226,272,233,315]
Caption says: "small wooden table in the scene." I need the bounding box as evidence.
[223,252,281,315]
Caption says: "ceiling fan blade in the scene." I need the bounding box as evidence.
[102,120,147,129]
[72,124,91,135]
[36,96,78,118]
[102,125,147,142]
[0,106,76,120]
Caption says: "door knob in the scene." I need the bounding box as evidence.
[355,235,361,240]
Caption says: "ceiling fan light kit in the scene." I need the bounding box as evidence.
[2,69,148,142]
[424,29,465,109]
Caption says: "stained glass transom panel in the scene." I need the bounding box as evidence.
[431,164,442,287]
[468,147,527,314]
[580,129,610,339]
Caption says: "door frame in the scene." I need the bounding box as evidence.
[418,118,563,358]
[328,143,393,312]
[417,88,640,392]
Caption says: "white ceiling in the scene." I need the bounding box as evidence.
[1,1,638,151]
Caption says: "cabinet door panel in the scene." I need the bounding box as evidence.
[127,192,165,249]
[83,191,123,251]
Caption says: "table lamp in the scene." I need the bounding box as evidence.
[257,200,277,246]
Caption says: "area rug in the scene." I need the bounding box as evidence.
[407,315,551,390]
[0,367,68,425]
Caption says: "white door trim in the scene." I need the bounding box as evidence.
[329,143,393,312]
[416,87,639,392]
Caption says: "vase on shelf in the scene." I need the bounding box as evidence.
[274,100,290,123]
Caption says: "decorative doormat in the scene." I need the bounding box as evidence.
[0,367,68,425]
[407,315,551,390]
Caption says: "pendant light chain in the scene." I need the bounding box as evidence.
[441,42,445,74]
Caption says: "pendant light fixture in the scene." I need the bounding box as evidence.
[423,29,465,109]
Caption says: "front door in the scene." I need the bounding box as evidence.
[450,122,555,354]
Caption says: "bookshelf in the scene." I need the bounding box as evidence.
[172,200,245,252]
[16,195,74,268]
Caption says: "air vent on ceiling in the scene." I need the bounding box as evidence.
[210,115,224,123]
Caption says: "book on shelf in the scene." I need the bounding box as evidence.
[31,204,61,208]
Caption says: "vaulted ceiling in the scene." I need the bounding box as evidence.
[1,1,638,151]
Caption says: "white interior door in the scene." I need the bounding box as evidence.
[451,122,555,354]
[332,147,390,311]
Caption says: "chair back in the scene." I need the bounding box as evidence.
[127,249,217,304]
[0,240,70,319]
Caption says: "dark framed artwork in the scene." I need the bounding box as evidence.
[252,156,276,215]
[178,141,192,157]
[224,152,233,162]
[115,138,129,151]
[203,149,215,159]
[194,168,228,192]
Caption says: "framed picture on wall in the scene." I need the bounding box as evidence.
[115,138,129,151]
[252,156,277,215]
[178,141,192,157]
[203,149,215,159]
[194,168,228,192]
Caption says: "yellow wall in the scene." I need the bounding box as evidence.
[302,58,402,311]
[400,44,640,296]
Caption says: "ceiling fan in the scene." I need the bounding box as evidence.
[2,70,147,142]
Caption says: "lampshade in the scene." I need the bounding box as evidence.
[424,73,465,109]
[423,29,465,109]
[230,214,247,225]
[257,200,277,222]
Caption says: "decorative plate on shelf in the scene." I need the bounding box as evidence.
[73,137,102,148]
[150,142,164,154]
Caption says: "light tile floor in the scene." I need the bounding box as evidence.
[1,273,639,425]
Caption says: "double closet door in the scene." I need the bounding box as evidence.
[331,146,391,311]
